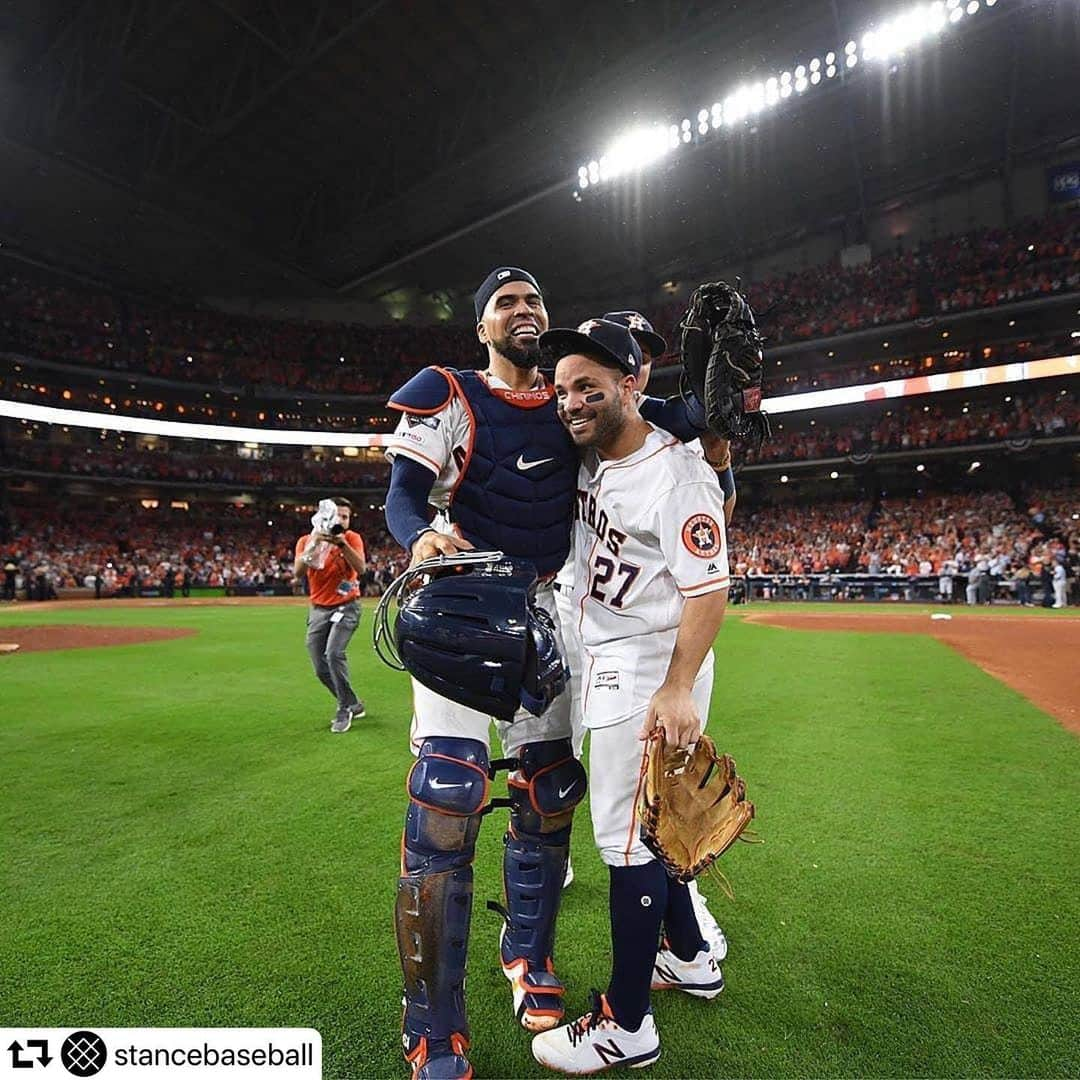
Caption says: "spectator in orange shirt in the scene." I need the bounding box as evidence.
[294,497,368,733]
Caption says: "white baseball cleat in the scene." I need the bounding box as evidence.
[532,992,660,1075]
[651,943,724,999]
[688,880,728,961]
[563,855,574,889]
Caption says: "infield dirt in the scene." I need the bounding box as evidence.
[0,625,196,653]
[745,608,1080,734]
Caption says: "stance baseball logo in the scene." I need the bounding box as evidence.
[60,1031,107,1077]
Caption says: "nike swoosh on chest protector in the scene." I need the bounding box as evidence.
[516,454,555,471]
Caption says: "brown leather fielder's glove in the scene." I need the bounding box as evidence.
[678,281,770,448]
[639,732,755,883]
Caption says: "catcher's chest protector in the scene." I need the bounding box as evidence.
[449,370,578,577]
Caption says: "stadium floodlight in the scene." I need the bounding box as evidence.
[574,0,1008,191]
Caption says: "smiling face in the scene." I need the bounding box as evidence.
[477,282,549,369]
[554,352,637,451]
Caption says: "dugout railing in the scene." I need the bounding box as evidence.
[740,573,1064,605]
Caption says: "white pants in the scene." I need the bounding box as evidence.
[586,653,714,868]
[1053,580,1067,608]
[553,582,586,757]
[408,582,573,757]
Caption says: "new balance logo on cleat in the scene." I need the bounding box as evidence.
[594,1040,626,1067]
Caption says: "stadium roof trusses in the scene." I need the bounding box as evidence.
[0,0,1077,312]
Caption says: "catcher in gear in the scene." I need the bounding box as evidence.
[678,280,771,448]
[531,319,752,1075]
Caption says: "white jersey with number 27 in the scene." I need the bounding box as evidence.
[571,422,730,658]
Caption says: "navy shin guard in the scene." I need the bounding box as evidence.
[396,737,489,1077]
[496,739,586,1030]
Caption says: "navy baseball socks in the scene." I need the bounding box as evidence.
[662,878,708,960]
[606,861,668,1030]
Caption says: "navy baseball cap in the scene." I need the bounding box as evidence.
[474,266,542,321]
[539,318,643,378]
[602,310,666,358]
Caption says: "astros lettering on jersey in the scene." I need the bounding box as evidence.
[571,424,730,728]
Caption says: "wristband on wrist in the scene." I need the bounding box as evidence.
[716,466,736,500]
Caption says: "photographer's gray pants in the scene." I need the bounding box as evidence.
[306,600,360,712]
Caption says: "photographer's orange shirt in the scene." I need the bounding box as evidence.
[296,531,365,606]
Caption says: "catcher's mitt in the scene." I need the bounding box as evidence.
[639,732,755,884]
[679,281,771,447]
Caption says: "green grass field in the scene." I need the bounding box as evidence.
[2,601,1078,1079]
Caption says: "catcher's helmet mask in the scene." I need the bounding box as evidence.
[374,551,568,720]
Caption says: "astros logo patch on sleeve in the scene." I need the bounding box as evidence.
[682,514,722,558]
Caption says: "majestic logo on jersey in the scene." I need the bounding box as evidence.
[682,514,722,558]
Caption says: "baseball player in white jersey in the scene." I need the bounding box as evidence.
[532,318,731,1074]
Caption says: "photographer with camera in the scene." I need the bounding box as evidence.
[294,497,367,733]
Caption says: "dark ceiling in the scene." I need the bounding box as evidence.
[0,0,1077,315]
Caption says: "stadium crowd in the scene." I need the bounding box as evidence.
[3,487,1074,605]
[651,210,1080,348]
[745,387,1077,463]
[729,488,1077,606]
[2,211,1076,402]
[0,501,406,600]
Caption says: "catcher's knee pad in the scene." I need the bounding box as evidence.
[507,738,586,842]
[496,739,586,1020]
[397,737,488,1070]
[402,737,490,875]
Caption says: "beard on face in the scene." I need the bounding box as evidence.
[493,330,541,370]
